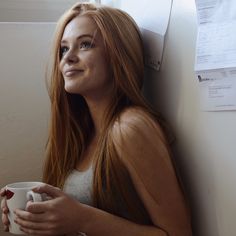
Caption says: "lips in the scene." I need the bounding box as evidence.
[64,69,84,77]
[6,190,14,200]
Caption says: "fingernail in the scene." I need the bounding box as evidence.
[32,186,40,191]
[3,206,8,213]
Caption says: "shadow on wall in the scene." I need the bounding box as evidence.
[143,3,221,236]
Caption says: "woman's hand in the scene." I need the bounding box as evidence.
[0,187,10,232]
[14,184,82,236]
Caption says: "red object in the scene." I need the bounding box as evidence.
[6,190,14,200]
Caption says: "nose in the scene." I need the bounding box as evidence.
[63,48,79,64]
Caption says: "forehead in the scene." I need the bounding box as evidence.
[62,15,99,40]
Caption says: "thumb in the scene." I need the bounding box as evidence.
[32,184,63,198]
[0,187,6,197]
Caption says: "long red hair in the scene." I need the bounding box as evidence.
[43,3,167,224]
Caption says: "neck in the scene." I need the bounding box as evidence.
[84,95,111,136]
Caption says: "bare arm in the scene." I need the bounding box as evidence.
[109,108,193,236]
[14,184,167,236]
[78,203,168,236]
[14,108,192,236]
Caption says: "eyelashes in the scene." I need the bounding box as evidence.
[60,41,95,58]
[60,46,69,57]
[80,41,95,49]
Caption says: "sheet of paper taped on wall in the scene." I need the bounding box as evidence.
[119,0,173,71]
[195,0,236,111]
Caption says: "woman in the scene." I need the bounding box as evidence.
[1,2,192,235]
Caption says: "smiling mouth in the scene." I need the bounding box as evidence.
[64,70,84,77]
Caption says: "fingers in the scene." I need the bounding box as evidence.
[14,208,46,223]
[15,217,46,229]
[25,201,47,214]
[14,207,60,235]
[0,187,6,197]
[1,198,8,212]
[0,187,8,213]
[1,197,10,232]
[2,211,10,225]
[1,205,9,214]
[16,194,55,214]
[25,200,43,214]
[32,184,62,199]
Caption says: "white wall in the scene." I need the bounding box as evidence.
[143,0,236,235]
[0,23,54,235]
[0,1,94,234]
[1,0,236,236]
[0,0,90,22]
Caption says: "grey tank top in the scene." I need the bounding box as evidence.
[63,165,93,206]
[63,167,93,236]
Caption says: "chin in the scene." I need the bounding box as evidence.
[64,86,80,94]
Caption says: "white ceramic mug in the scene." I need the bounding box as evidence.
[5,181,45,235]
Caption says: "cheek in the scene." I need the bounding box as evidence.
[87,57,108,76]
[59,61,64,73]
[91,64,107,80]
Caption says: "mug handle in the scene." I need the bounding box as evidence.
[26,190,44,202]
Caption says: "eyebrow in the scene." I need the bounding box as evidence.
[61,33,97,45]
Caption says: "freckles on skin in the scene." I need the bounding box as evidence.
[59,16,112,98]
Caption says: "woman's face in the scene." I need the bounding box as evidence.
[59,16,112,100]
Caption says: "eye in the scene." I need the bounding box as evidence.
[80,41,95,50]
[60,46,69,57]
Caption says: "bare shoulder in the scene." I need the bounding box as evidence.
[111,106,167,147]
[110,107,192,235]
[110,106,172,170]
[109,106,173,178]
